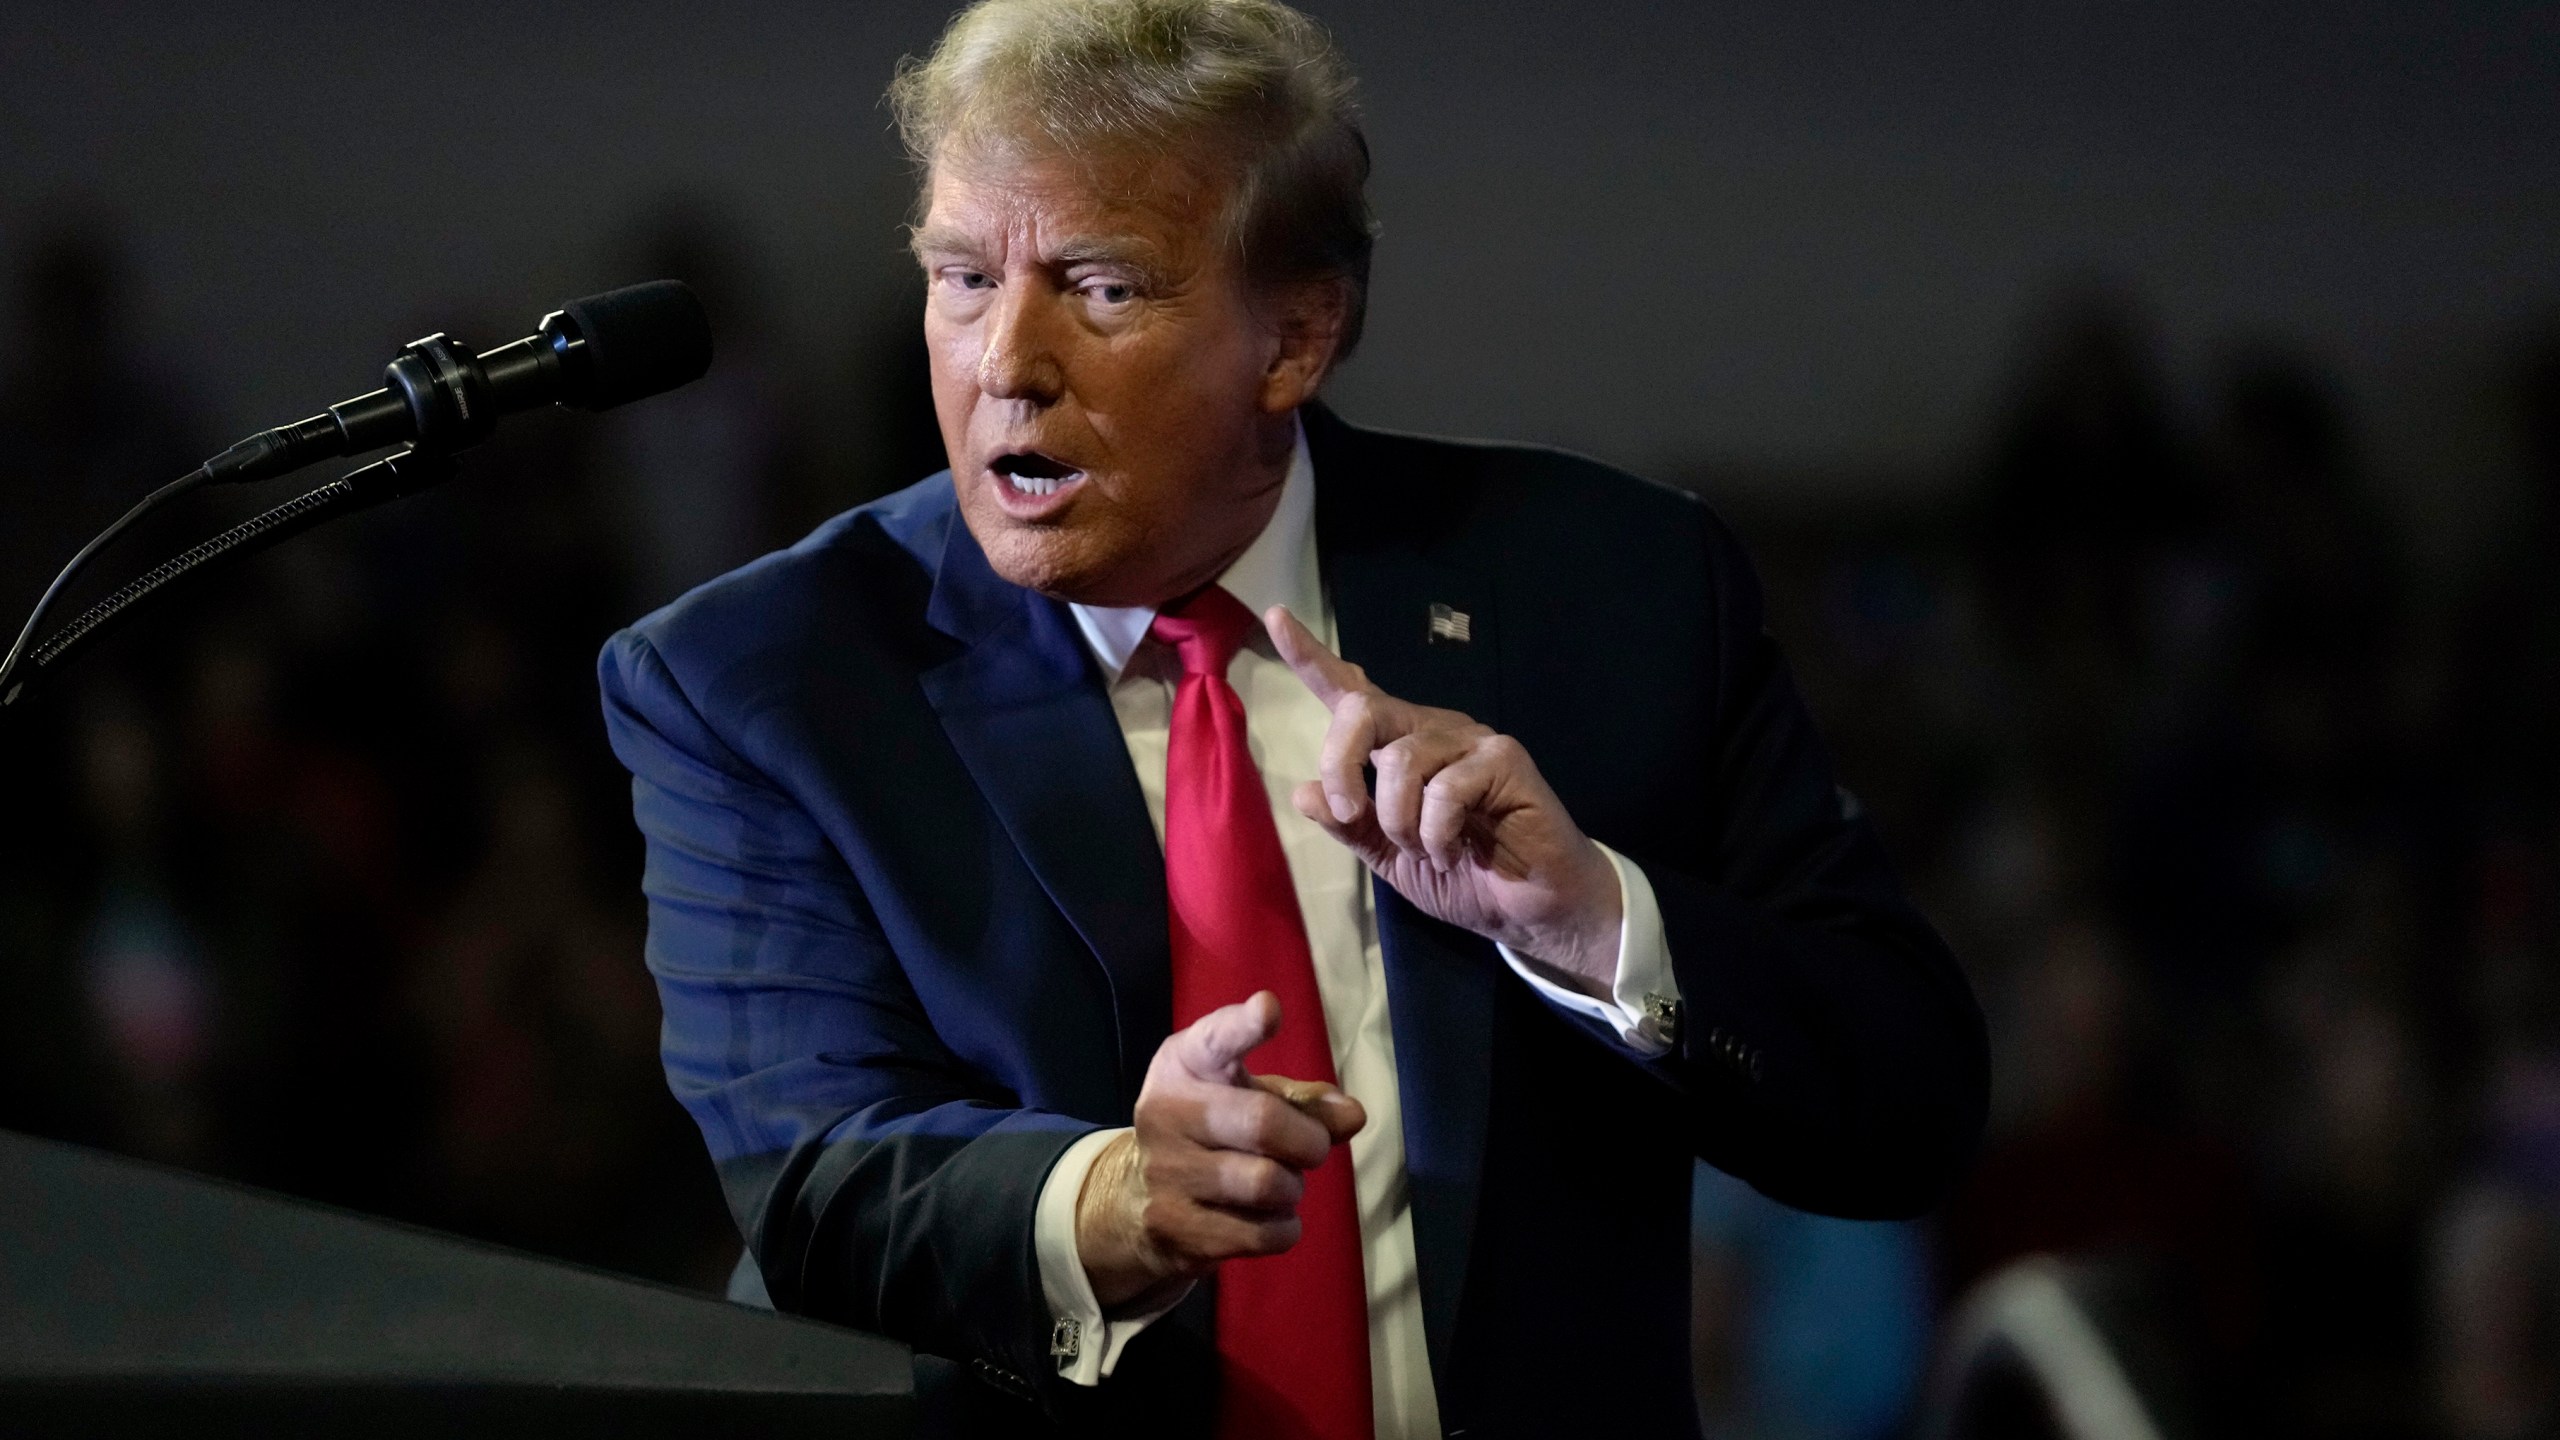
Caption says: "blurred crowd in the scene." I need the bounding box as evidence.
[1,214,2555,1438]
[1696,288,2560,1440]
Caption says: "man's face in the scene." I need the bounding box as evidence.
[915,142,1307,608]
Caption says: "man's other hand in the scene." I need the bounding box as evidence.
[1076,992,1365,1311]
[1266,605,1624,996]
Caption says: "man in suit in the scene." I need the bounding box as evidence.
[598,1,1987,1435]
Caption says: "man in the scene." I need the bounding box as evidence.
[598,2,1987,1436]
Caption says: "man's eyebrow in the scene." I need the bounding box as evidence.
[1050,235,1156,267]
[908,225,985,262]
[1054,237,1178,291]
[906,228,1174,285]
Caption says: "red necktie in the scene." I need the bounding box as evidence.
[1151,585,1374,1440]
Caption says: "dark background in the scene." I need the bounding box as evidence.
[4,3,2557,1436]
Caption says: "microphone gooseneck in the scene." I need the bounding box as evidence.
[0,465,212,706]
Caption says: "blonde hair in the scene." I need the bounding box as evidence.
[889,0,1378,356]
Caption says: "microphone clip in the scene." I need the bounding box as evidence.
[384,332,497,454]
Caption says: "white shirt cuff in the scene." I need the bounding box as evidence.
[1033,1126,1191,1384]
[1495,843,1681,1058]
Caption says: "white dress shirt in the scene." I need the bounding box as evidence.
[1031,420,1681,1439]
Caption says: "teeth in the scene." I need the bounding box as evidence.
[1004,471,1072,497]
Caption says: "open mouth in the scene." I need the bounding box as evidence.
[991,451,1087,498]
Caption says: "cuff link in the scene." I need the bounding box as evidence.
[1640,993,1682,1048]
[1050,1316,1083,1362]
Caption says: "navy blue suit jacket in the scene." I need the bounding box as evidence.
[598,406,1987,1438]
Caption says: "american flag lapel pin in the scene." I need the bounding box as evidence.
[1426,602,1472,645]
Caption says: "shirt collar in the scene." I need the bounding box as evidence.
[1068,417,1321,682]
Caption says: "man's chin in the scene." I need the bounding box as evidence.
[956,484,1227,609]
[971,522,1143,607]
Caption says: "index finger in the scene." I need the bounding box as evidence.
[1251,1074,1369,1146]
[1266,605,1363,708]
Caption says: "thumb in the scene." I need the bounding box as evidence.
[1176,991,1281,1084]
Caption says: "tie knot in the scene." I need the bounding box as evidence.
[1149,585,1259,678]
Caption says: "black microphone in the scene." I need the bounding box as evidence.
[203,279,712,485]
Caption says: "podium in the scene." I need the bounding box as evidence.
[0,1129,911,1437]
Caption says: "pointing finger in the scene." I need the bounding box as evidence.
[1252,1074,1369,1145]
[1266,605,1362,708]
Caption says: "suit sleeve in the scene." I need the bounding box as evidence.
[1610,511,1988,1221]
[599,627,1093,1403]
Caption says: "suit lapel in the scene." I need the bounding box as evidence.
[1310,408,1501,1384]
[919,509,1169,1108]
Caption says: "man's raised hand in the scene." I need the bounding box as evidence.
[1265,605,1624,997]
[1075,992,1365,1311]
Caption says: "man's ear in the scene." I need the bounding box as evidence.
[1258,278,1350,414]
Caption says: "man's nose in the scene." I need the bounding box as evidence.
[976,283,1065,404]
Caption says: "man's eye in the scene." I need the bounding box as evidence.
[947,269,994,291]
[1084,281,1136,305]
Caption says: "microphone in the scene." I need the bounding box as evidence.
[0,279,711,711]
[203,279,712,485]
